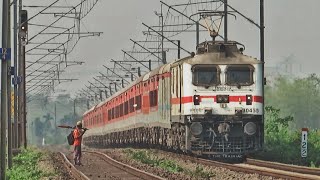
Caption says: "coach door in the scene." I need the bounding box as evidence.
[171,66,181,122]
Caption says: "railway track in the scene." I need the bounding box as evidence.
[245,158,320,179]
[58,152,89,180]
[134,148,320,180]
[189,156,320,180]
[59,151,164,180]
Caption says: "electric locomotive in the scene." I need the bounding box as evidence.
[82,40,264,159]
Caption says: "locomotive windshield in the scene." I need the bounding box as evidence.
[192,65,220,86]
[226,65,254,86]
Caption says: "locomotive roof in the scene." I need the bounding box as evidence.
[172,41,261,66]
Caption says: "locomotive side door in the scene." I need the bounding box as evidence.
[170,66,181,123]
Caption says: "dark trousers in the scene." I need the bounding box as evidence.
[74,145,82,165]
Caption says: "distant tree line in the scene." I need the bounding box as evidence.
[258,74,320,167]
[265,73,320,129]
[28,94,87,145]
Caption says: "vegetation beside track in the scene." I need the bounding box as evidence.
[124,148,215,179]
[254,106,320,167]
[7,148,56,180]
[256,74,320,167]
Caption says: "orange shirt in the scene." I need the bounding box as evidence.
[73,128,83,146]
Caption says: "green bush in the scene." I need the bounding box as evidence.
[7,148,52,180]
[255,106,320,167]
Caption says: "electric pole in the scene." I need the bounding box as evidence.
[17,0,22,149]
[7,0,13,168]
[18,8,27,149]
[224,0,228,42]
[13,0,19,149]
[54,103,56,134]
[1,0,11,178]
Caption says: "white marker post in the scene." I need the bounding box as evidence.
[301,128,308,158]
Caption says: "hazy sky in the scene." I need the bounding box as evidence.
[1,0,320,96]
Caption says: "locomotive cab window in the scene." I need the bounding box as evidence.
[192,65,220,86]
[226,65,254,86]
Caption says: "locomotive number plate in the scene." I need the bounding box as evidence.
[243,108,259,113]
[215,86,231,91]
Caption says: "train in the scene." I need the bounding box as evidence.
[82,40,264,159]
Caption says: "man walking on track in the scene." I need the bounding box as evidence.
[73,121,87,165]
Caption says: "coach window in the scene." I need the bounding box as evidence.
[108,110,111,121]
[135,95,141,110]
[120,103,124,117]
[192,65,220,86]
[226,65,254,86]
[116,105,120,118]
[150,91,154,107]
[124,101,129,115]
[129,98,134,112]
[154,90,158,106]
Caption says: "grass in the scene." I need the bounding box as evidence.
[7,148,55,180]
[124,148,215,179]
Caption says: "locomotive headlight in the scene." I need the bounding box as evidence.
[217,95,229,103]
[244,122,257,135]
[190,122,203,136]
[246,95,252,105]
[193,95,201,105]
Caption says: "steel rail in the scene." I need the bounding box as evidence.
[190,157,320,180]
[84,151,165,180]
[150,149,320,180]
[246,158,320,177]
[58,152,90,180]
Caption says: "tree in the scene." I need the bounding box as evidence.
[42,113,53,131]
[265,74,320,129]
[60,113,79,126]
